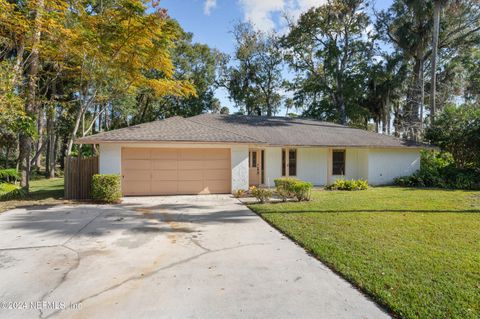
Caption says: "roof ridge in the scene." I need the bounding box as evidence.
[186,115,266,144]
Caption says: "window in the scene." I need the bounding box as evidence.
[332,150,345,175]
[251,151,257,168]
[289,149,297,176]
[261,150,265,184]
[282,148,297,176]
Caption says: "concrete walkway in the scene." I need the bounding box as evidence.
[0,195,390,319]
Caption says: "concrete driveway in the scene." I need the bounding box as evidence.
[0,195,389,319]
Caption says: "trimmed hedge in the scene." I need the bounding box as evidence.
[91,174,122,203]
[326,178,369,191]
[274,178,313,201]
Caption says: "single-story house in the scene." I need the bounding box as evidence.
[76,114,424,196]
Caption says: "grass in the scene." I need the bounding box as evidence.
[0,177,66,212]
[249,187,480,319]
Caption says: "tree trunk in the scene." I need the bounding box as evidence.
[419,58,425,133]
[46,106,56,178]
[430,0,441,121]
[338,95,347,125]
[18,0,45,190]
[34,107,45,170]
[12,39,25,89]
[5,146,10,168]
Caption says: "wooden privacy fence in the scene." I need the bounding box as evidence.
[64,156,99,200]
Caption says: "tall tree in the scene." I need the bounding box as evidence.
[429,0,444,120]
[63,0,195,155]
[223,22,284,116]
[283,0,372,125]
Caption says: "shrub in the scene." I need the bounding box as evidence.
[233,189,247,198]
[0,183,28,201]
[91,174,122,203]
[394,150,480,190]
[291,180,313,201]
[274,178,313,201]
[274,177,296,201]
[0,169,20,183]
[326,178,369,191]
[249,186,272,203]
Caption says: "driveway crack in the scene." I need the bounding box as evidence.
[62,209,105,246]
[38,245,81,319]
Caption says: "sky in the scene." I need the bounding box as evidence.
[161,0,394,114]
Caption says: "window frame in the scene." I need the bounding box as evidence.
[281,148,297,177]
[332,149,346,175]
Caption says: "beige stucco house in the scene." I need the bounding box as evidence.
[76,114,423,196]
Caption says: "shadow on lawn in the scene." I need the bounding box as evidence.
[250,206,480,214]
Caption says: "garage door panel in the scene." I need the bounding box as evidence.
[204,169,230,180]
[122,148,150,160]
[122,147,231,195]
[151,181,178,194]
[180,149,205,160]
[179,160,204,170]
[204,149,230,160]
[203,180,230,193]
[178,170,203,181]
[204,160,230,169]
[151,170,178,181]
[151,160,178,170]
[123,160,151,170]
[123,181,150,195]
[151,149,179,160]
[178,181,205,194]
[123,170,150,181]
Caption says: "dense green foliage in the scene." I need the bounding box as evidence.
[250,187,480,319]
[0,169,20,182]
[274,178,313,201]
[425,105,480,169]
[91,174,122,203]
[394,150,480,190]
[0,183,27,200]
[326,178,369,191]
[220,23,283,116]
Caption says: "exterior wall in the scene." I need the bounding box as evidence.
[264,147,282,187]
[99,144,121,175]
[368,149,420,185]
[346,149,369,180]
[231,146,249,191]
[297,148,328,185]
[327,148,369,184]
[264,147,327,186]
[357,149,369,180]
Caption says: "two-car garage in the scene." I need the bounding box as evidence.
[121,148,231,196]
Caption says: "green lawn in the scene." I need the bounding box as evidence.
[0,177,65,212]
[249,187,480,319]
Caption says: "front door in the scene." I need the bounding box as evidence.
[249,149,260,186]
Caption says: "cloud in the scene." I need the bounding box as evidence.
[238,0,327,32]
[204,0,217,15]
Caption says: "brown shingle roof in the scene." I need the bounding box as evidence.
[76,114,425,148]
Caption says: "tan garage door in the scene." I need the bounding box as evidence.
[121,148,231,196]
